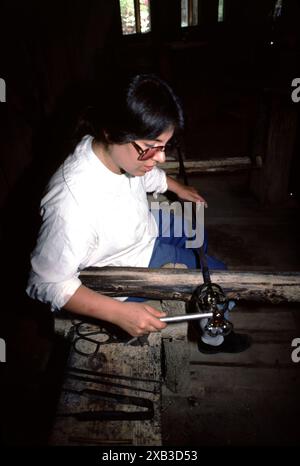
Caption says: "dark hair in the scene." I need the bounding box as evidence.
[74,74,184,146]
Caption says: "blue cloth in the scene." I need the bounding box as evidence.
[127,211,226,302]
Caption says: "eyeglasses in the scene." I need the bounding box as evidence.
[131,141,168,161]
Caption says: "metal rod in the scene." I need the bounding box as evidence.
[160,312,213,323]
[176,143,211,286]
[124,312,213,346]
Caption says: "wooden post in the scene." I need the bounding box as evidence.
[250,89,298,204]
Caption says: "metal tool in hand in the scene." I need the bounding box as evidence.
[125,311,214,346]
[156,254,234,335]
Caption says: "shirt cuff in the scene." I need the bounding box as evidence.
[50,277,82,311]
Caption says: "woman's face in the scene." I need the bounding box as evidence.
[108,127,174,177]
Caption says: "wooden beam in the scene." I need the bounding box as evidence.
[161,157,252,175]
[80,267,300,304]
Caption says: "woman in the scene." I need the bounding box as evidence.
[26,74,250,353]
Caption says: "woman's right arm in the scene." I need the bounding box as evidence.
[64,285,167,337]
[28,198,166,336]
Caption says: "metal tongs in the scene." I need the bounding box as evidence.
[187,245,234,336]
[160,245,233,337]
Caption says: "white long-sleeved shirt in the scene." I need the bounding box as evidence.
[26,135,168,311]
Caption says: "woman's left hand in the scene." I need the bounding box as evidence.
[176,185,207,207]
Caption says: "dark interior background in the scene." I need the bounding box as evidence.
[0,0,300,447]
[1,0,300,207]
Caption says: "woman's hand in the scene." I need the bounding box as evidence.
[111,302,167,337]
[175,185,207,206]
[166,175,207,206]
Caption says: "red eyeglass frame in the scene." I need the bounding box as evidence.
[131,141,168,161]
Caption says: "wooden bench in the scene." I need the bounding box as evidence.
[49,298,189,446]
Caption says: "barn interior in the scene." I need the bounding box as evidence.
[0,0,300,448]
